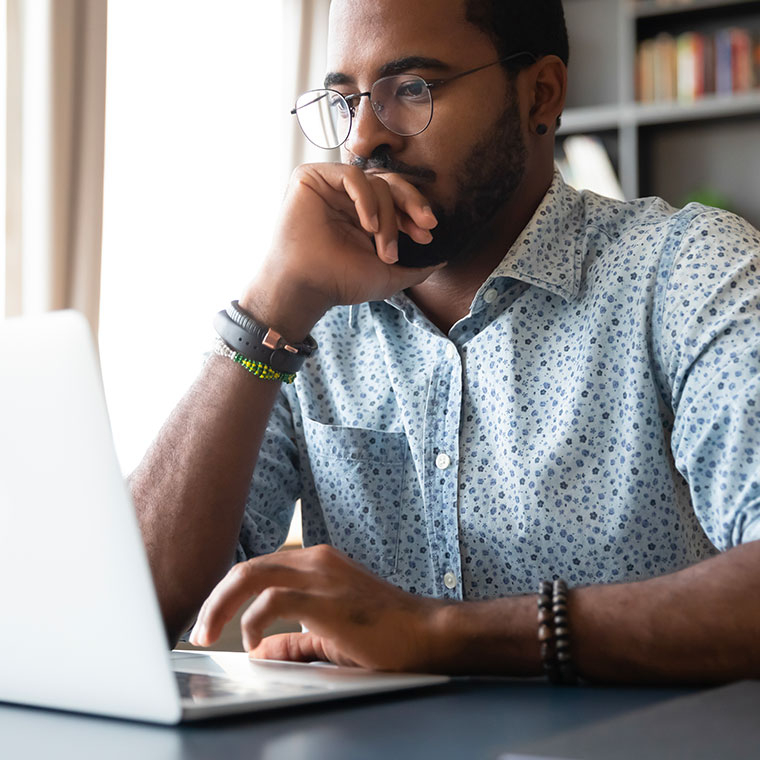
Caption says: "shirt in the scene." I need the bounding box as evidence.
[236,170,760,601]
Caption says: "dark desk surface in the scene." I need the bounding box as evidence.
[2,678,756,760]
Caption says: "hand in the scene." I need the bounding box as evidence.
[189,544,450,672]
[239,164,442,340]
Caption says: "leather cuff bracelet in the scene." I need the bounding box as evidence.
[213,301,318,374]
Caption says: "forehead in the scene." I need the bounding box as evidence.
[327,0,498,79]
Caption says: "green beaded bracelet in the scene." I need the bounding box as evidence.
[213,337,296,384]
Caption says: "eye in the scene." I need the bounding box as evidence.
[395,78,428,101]
[329,93,351,116]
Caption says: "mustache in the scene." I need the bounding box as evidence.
[350,149,436,183]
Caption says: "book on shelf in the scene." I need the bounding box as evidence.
[677,31,703,101]
[637,26,760,103]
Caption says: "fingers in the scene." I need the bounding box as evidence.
[379,173,438,235]
[239,587,326,652]
[340,170,398,263]
[397,212,434,245]
[369,178,400,264]
[299,164,437,264]
[189,562,309,647]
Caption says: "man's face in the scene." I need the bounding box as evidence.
[327,0,529,266]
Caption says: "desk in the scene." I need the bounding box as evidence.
[1,679,756,759]
[8,679,760,760]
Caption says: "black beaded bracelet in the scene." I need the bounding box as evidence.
[537,578,579,686]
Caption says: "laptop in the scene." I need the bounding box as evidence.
[0,310,448,724]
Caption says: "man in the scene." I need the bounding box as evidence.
[132,0,760,684]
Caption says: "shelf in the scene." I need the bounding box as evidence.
[562,0,760,218]
[560,90,760,133]
[559,105,623,134]
[630,0,760,19]
[633,90,760,123]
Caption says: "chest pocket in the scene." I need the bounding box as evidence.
[302,417,408,577]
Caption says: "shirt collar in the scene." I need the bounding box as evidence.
[486,169,585,303]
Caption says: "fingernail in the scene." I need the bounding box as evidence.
[386,240,399,263]
[421,230,433,244]
[422,206,438,227]
[370,214,380,233]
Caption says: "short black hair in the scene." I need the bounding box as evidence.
[465,0,569,70]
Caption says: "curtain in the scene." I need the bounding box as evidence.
[5,0,107,335]
[282,0,336,173]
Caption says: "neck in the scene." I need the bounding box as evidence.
[406,169,553,335]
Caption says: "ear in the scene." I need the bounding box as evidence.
[525,55,567,135]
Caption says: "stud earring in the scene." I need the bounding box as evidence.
[536,123,548,136]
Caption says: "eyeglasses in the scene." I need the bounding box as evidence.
[291,51,536,150]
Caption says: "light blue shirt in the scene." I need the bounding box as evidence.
[237,171,760,600]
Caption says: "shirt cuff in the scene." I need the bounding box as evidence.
[740,515,760,544]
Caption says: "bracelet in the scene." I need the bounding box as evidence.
[213,337,296,384]
[537,578,578,685]
[213,301,317,374]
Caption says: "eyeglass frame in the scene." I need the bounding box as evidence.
[290,50,537,150]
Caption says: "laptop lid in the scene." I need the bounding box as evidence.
[0,311,182,724]
[0,311,449,725]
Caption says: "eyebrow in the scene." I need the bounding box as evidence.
[323,56,451,89]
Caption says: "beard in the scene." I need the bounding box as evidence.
[354,94,528,268]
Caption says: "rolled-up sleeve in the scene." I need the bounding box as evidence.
[235,385,301,561]
[656,207,760,550]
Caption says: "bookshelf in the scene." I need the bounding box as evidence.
[559,0,760,227]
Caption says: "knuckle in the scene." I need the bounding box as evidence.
[343,164,364,183]
[228,561,251,584]
[259,586,287,610]
[313,543,334,559]
[289,164,310,184]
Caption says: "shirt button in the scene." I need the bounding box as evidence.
[443,572,457,589]
[435,453,451,470]
[483,288,498,304]
[445,343,456,360]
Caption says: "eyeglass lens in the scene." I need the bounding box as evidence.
[293,74,433,150]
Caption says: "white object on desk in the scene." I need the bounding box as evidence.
[0,311,448,724]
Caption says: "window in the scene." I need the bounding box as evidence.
[100,2,287,473]
[1,0,7,316]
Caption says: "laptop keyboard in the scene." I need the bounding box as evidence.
[175,670,321,703]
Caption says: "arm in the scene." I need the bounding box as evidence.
[189,539,760,684]
[441,539,760,683]
[130,165,440,644]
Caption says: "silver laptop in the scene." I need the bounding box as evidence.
[0,310,448,724]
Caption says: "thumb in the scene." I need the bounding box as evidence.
[386,261,447,292]
[249,631,329,663]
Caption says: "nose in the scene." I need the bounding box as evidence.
[343,95,405,160]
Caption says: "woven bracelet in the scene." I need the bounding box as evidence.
[213,337,296,384]
[537,578,579,686]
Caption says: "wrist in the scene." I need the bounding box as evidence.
[427,596,543,676]
[239,276,327,344]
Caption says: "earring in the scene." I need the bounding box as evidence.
[536,123,548,136]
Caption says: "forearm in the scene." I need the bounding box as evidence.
[129,354,283,643]
[437,541,760,684]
